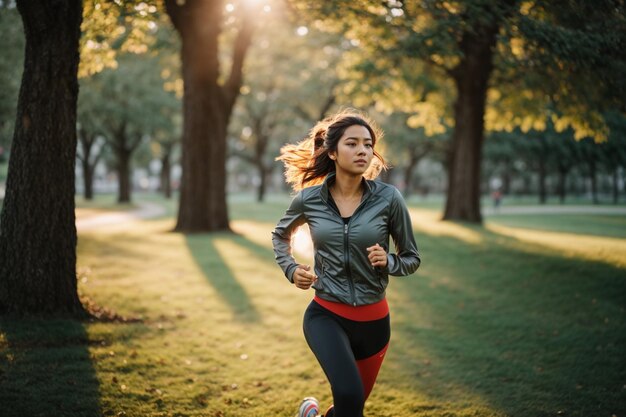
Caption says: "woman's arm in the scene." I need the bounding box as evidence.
[386,188,421,276]
[272,191,306,282]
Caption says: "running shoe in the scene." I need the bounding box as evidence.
[297,396,319,417]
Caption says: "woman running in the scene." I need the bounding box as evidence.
[272,110,421,417]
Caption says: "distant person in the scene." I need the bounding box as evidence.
[492,189,502,212]
[272,110,421,417]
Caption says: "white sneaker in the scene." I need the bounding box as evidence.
[297,396,320,417]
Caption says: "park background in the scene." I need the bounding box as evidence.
[0,1,625,416]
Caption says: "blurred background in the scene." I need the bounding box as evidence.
[1,0,624,212]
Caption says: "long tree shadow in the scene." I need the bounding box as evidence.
[385,221,625,417]
[229,234,278,267]
[0,317,101,417]
[185,233,261,323]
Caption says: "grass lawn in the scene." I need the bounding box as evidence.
[1,194,625,417]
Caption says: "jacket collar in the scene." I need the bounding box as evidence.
[320,172,373,204]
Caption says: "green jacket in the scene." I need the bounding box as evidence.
[272,173,420,306]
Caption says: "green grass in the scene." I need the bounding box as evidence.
[485,213,626,239]
[403,193,626,210]
[1,194,625,417]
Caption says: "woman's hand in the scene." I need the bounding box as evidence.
[367,243,388,268]
[293,264,317,290]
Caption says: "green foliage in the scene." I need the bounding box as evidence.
[289,0,625,141]
[229,8,348,187]
[79,52,179,146]
[80,0,163,78]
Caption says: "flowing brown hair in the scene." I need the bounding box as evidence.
[276,110,387,191]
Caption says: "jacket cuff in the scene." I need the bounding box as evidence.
[385,254,396,274]
[286,264,297,283]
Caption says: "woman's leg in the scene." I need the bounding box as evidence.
[356,342,389,400]
[303,302,365,417]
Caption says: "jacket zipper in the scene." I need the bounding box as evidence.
[324,185,369,307]
[344,221,357,306]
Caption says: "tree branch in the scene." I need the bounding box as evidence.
[223,4,258,113]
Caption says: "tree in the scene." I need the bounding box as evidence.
[291,0,625,222]
[231,16,344,201]
[77,77,108,200]
[374,112,443,197]
[79,1,181,201]
[76,126,106,200]
[483,131,522,195]
[0,0,85,315]
[578,137,603,204]
[153,126,180,200]
[601,112,626,204]
[165,0,258,232]
[80,53,178,203]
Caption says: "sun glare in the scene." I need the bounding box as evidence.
[292,225,314,259]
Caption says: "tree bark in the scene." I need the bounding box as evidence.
[109,125,139,204]
[78,129,101,200]
[166,0,255,232]
[443,23,500,223]
[82,156,94,200]
[0,0,84,316]
[160,145,172,199]
[116,148,131,204]
[402,159,418,198]
[257,165,268,203]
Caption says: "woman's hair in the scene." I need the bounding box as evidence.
[277,110,387,191]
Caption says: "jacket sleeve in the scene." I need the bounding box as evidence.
[272,191,306,283]
[386,187,421,276]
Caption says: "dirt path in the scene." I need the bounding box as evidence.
[76,202,166,231]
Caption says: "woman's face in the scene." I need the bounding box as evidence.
[330,124,374,176]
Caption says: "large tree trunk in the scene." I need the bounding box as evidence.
[0,0,84,316]
[443,24,499,223]
[166,0,255,232]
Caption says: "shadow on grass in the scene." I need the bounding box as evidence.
[0,318,100,417]
[386,221,625,416]
[185,233,262,323]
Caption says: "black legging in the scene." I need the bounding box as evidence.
[303,300,391,417]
